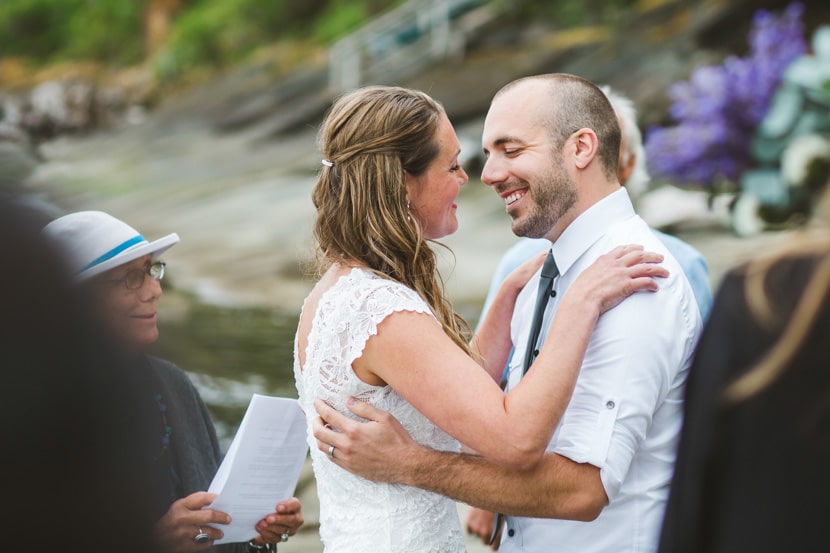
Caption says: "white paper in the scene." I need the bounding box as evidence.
[206,394,308,544]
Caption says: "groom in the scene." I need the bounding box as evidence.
[313,74,702,553]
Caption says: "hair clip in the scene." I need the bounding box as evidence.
[322,159,334,167]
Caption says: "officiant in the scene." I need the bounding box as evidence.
[42,210,304,553]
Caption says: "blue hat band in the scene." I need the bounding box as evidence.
[81,234,146,272]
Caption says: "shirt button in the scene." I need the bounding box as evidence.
[507,529,515,537]
[550,289,557,297]
[533,349,539,356]
[606,400,615,409]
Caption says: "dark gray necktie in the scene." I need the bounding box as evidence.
[522,249,559,375]
[490,250,558,545]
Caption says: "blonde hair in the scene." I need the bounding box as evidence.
[312,86,472,355]
[724,186,830,402]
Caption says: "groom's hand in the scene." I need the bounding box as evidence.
[313,397,420,484]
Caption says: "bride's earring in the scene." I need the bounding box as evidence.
[406,199,411,222]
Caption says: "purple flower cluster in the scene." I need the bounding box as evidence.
[645,3,807,189]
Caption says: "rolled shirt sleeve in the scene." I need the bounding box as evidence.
[550,240,698,501]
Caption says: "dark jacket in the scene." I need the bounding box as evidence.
[657,252,830,553]
[148,355,248,553]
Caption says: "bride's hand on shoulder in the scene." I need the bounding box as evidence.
[570,244,669,315]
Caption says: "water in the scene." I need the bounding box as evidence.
[150,296,301,448]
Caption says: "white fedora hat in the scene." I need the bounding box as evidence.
[42,210,180,281]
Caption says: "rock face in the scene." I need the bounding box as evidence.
[0,76,136,201]
[0,121,41,187]
[1,79,128,142]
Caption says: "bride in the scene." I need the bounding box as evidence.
[293,85,664,552]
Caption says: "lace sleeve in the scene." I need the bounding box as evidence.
[342,276,439,368]
[297,269,444,417]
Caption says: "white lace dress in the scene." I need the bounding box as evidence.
[294,267,466,553]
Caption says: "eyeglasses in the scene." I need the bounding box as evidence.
[105,261,166,290]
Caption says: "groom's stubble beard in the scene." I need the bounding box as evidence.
[511,153,578,239]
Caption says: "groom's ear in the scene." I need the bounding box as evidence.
[569,128,599,170]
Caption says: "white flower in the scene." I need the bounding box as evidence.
[781,133,830,187]
[731,192,766,237]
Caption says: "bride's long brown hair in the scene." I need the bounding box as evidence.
[312,86,472,355]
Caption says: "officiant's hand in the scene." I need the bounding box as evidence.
[252,497,304,544]
[313,397,419,483]
[153,491,231,552]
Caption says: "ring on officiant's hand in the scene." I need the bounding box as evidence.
[327,444,335,459]
[281,532,289,542]
[194,527,210,544]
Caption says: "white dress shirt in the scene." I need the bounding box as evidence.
[501,188,702,553]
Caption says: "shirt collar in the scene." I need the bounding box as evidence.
[550,187,636,276]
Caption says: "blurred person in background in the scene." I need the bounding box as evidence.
[657,182,830,553]
[42,211,304,553]
[0,198,156,553]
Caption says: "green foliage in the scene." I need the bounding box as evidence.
[0,0,144,65]
[64,2,144,65]
[153,0,404,80]
[2,0,488,76]
[518,0,629,27]
[311,0,413,44]
[0,0,84,61]
[153,0,328,81]
[312,0,371,44]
